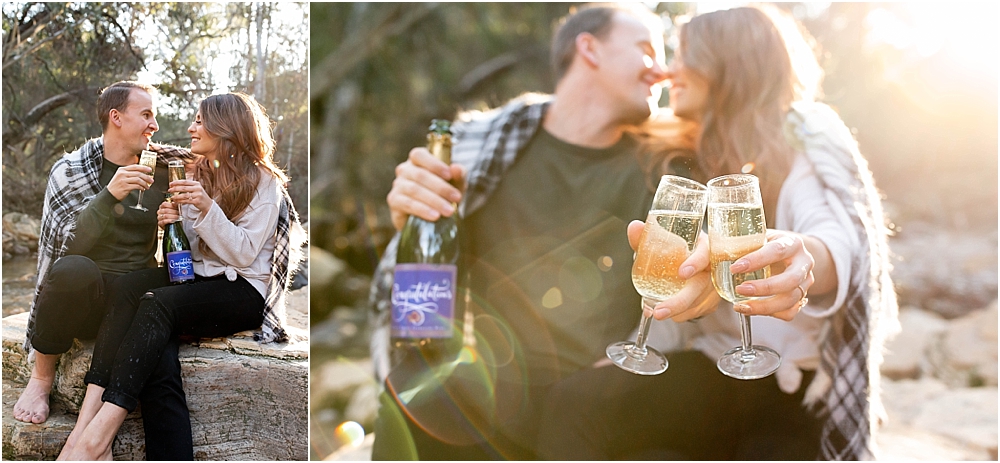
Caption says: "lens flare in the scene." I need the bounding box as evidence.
[333,421,366,447]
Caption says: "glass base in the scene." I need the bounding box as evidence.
[606,342,668,375]
[717,345,780,380]
[130,204,148,211]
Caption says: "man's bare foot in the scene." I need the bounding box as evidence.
[13,375,53,424]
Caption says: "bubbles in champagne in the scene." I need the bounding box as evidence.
[631,210,703,301]
[708,203,768,303]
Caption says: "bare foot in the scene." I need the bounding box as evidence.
[58,384,108,460]
[59,402,126,461]
[13,375,53,424]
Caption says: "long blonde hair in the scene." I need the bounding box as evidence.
[640,6,822,222]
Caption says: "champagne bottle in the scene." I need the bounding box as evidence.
[391,120,462,357]
[163,160,195,284]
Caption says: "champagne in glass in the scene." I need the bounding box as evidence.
[707,174,780,380]
[130,150,158,211]
[607,175,707,375]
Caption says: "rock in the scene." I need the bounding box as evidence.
[929,302,999,387]
[1,381,147,460]
[910,387,999,455]
[881,307,949,379]
[310,358,375,412]
[344,383,379,430]
[879,378,997,460]
[1,213,40,252]
[877,424,995,461]
[890,226,998,319]
[2,310,309,460]
[310,246,372,323]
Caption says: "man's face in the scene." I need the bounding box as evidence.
[593,12,668,124]
[115,89,159,154]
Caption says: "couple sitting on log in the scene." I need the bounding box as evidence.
[12,82,305,460]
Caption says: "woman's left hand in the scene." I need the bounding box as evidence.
[728,229,815,321]
[168,179,213,212]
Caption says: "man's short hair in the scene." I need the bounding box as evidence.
[550,3,662,82]
[97,81,156,131]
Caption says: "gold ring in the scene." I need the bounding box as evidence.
[795,285,808,308]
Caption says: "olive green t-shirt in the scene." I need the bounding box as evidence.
[64,157,168,274]
[465,128,654,386]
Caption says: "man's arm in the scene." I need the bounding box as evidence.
[64,164,153,256]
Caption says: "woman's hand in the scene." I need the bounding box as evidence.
[728,229,828,321]
[626,220,720,322]
[386,147,466,231]
[168,179,213,212]
[157,201,181,228]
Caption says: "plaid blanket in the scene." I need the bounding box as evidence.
[24,138,304,353]
[788,101,900,460]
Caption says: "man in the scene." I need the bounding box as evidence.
[369,4,669,459]
[12,81,195,460]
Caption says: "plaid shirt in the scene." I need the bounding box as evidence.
[25,138,304,352]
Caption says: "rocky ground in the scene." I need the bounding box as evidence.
[1,212,311,459]
[3,212,996,460]
[309,221,999,461]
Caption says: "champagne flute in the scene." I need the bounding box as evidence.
[606,175,707,375]
[707,174,780,380]
[130,150,158,211]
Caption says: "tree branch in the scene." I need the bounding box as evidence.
[310,3,438,100]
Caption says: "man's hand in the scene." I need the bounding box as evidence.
[626,220,719,322]
[157,201,181,228]
[107,165,154,201]
[386,147,466,231]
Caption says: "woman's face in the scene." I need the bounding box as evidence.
[666,51,710,122]
[187,110,219,159]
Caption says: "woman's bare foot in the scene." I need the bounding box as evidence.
[13,375,53,424]
[58,402,126,461]
[57,384,108,460]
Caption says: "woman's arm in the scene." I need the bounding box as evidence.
[173,174,281,268]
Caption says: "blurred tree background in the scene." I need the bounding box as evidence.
[308,2,997,458]
[308,0,997,307]
[2,2,309,219]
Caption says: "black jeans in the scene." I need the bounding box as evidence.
[29,255,113,354]
[536,350,824,460]
[28,256,192,460]
[84,267,264,454]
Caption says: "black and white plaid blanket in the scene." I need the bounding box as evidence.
[789,101,899,460]
[24,138,305,353]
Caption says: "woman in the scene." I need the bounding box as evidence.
[57,92,305,460]
[537,6,897,460]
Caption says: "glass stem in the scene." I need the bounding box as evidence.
[739,314,756,362]
[631,297,657,357]
[136,190,144,206]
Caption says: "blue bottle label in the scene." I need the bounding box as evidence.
[392,263,457,339]
[166,250,195,283]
